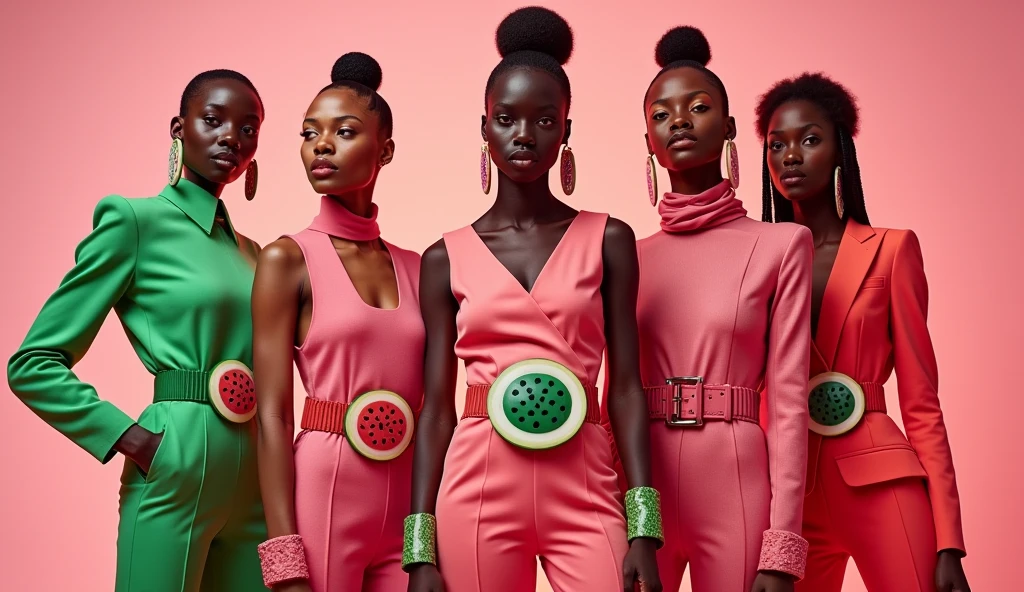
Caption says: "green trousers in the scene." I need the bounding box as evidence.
[115,401,266,591]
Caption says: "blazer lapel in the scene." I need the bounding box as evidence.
[815,219,885,368]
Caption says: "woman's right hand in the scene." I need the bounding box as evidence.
[408,564,445,592]
[275,581,312,592]
[114,424,163,475]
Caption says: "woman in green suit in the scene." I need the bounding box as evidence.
[8,70,267,591]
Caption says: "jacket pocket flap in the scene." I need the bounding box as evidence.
[835,445,926,487]
[862,275,886,289]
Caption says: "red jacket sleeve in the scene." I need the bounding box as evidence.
[890,230,966,554]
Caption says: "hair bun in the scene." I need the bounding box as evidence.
[495,6,574,65]
[331,52,383,91]
[655,26,711,68]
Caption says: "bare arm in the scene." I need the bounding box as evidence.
[252,238,307,540]
[409,238,460,516]
[601,218,653,490]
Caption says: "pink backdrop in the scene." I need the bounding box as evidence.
[0,0,1018,590]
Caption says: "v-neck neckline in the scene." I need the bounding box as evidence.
[811,229,847,343]
[469,213,582,296]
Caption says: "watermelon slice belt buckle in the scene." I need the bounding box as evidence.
[345,391,415,461]
[487,359,587,450]
[808,372,866,437]
[209,360,257,423]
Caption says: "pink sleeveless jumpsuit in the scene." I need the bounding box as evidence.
[288,228,425,591]
[435,211,628,592]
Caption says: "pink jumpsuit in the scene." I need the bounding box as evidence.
[605,181,813,590]
[289,208,425,591]
[436,211,628,592]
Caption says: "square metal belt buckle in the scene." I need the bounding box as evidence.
[665,376,703,427]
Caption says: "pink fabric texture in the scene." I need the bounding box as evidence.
[307,195,381,240]
[603,181,813,591]
[287,204,425,591]
[759,529,809,579]
[436,211,628,592]
[257,535,310,587]
[658,179,747,233]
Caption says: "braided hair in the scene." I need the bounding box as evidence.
[321,52,394,137]
[755,73,868,225]
[485,7,574,110]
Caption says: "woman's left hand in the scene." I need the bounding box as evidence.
[936,550,971,592]
[750,571,795,592]
[622,538,662,592]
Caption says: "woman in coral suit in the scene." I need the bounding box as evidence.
[608,26,814,592]
[757,72,970,592]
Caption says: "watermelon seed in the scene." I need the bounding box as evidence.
[551,417,558,423]
[520,380,527,387]
[364,416,369,421]
[558,391,564,396]
[542,389,549,394]
[533,421,540,428]
[513,389,520,396]
[548,381,554,387]
[535,378,542,384]
[549,400,555,406]
[398,419,404,424]
[373,440,378,445]
[518,417,525,423]
[560,406,566,412]
[529,394,535,400]
[542,410,548,416]
[520,401,526,406]
[379,406,384,412]
[527,388,533,394]
[528,410,535,416]
[379,423,384,430]
[369,432,374,437]
[230,398,234,402]
[391,438,396,444]
[540,396,546,402]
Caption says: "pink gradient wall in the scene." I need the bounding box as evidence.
[1,0,1018,589]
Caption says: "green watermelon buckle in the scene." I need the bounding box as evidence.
[487,359,588,450]
[808,372,866,437]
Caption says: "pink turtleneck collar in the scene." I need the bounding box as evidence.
[307,195,381,241]
[658,179,747,233]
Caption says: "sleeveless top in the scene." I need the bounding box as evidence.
[442,211,608,387]
[289,228,425,410]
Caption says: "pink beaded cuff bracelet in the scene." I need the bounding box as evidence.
[758,529,809,580]
[257,534,309,587]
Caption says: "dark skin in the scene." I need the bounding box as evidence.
[646,66,793,592]
[252,87,396,592]
[112,78,263,476]
[408,68,661,592]
[766,100,971,592]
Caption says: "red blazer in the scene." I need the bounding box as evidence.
[807,219,966,554]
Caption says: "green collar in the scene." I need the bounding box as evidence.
[159,178,237,242]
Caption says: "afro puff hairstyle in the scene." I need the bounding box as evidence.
[485,7,574,109]
[756,73,869,225]
[321,52,394,137]
[646,26,730,116]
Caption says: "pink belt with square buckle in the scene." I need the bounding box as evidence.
[645,376,760,426]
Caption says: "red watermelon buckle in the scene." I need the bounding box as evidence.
[209,361,257,423]
[344,391,415,461]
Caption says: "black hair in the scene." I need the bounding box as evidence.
[485,7,574,110]
[755,72,869,225]
[179,69,264,118]
[647,26,730,116]
[320,52,394,137]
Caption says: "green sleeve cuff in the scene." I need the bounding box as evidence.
[625,486,664,546]
[402,513,437,571]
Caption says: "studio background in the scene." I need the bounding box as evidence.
[1,0,1019,590]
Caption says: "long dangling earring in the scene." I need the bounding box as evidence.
[834,166,844,219]
[559,144,576,196]
[480,143,492,194]
[723,139,740,189]
[245,159,258,201]
[168,137,183,186]
[646,154,659,207]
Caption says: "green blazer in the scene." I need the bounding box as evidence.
[8,178,260,463]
